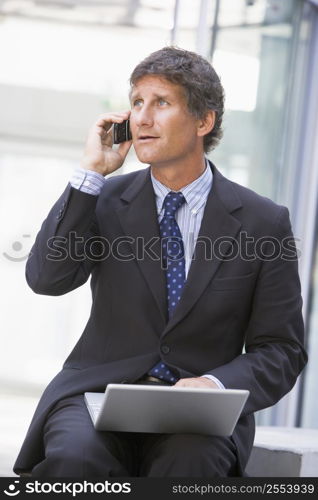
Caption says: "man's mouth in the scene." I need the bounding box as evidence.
[138,135,159,142]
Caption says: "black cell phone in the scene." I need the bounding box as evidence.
[113,119,132,144]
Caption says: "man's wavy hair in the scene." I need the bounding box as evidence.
[129,46,225,153]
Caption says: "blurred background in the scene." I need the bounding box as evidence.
[0,0,318,476]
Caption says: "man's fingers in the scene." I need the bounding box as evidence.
[95,111,131,143]
[174,378,193,387]
[101,125,113,147]
[95,111,131,130]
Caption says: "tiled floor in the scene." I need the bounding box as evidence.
[0,394,39,477]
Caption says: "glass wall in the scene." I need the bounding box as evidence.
[298,0,318,430]
[213,0,301,202]
[301,244,318,428]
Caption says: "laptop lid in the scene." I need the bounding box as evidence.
[84,384,249,436]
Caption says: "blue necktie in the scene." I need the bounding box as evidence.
[148,191,186,383]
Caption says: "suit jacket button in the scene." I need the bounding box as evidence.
[161,344,170,354]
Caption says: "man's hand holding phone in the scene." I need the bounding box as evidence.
[80,111,132,176]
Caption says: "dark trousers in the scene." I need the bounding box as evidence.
[32,391,238,477]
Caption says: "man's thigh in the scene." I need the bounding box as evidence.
[32,395,138,477]
[138,432,238,477]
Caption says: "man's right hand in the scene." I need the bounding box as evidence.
[80,111,132,176]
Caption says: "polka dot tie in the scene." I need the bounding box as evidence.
[148,191,186,383]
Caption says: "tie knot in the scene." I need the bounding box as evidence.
[162,191,185,217]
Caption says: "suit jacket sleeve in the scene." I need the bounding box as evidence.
[206,206,307,415]
[26,184,100,296]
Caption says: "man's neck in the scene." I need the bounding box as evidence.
[150,156,206,191]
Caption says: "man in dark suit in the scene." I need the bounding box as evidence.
[14,46,307,477]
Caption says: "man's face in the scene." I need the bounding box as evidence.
[129,75,202,167]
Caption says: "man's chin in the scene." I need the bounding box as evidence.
[133,147,158,165]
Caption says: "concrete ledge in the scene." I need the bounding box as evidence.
[246,427,318,477]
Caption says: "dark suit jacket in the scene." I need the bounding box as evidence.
[14,162,307,475]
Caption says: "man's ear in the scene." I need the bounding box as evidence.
[197,111,216,137]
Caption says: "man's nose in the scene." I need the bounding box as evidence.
[133,105,154,127]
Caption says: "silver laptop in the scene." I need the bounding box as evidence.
[84,384,249,436]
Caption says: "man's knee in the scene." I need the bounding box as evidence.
[32,434,101,476]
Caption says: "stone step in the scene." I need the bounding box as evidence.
[246,426,318,477]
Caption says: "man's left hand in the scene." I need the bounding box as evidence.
[173,377,220,389]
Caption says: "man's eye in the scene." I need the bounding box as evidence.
[133,99,142,107]
[158,98,168,106]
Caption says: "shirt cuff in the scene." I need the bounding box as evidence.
[70,167,106,195]
[201,374,225,389]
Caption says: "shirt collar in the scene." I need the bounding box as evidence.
[151,159,213,215]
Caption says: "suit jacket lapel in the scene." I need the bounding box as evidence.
[115,167,168,324]
[163,164,243,335]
